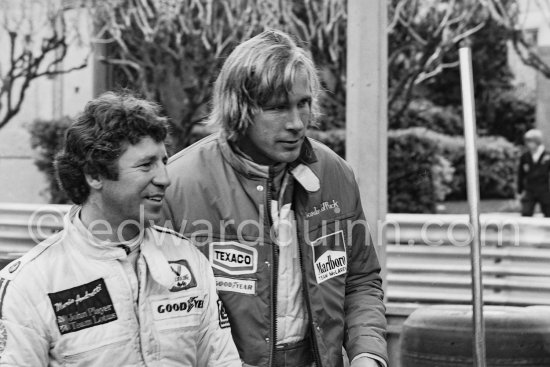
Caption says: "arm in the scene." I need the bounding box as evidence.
[517,154,525,194]
[0,279,49,366]
[343,181,388,366]
[197,261,241,367]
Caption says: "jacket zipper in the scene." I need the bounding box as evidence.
[265,178,278,367]
[296,225,323,367]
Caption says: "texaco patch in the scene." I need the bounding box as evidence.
[0,321,7,354]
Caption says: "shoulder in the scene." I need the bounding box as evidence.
[151,225,188,240]
[307,138,356,180]
[0,231,65,312]
[168,133,220,168]
[0,231,64,282]
[149,226,205,258]
[148,226,211,272]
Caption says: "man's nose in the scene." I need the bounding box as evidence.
[153,164,171,188]
[286,108,305,131]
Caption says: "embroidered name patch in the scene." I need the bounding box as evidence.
[215,276,256,295]
[217,300,230,329]
[151,295,205,321]
[209,242,258,275]
[168,259,197,292]
[311,231,348,284]
[48,278,117,335]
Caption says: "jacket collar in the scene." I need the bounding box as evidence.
[217,132,319,179]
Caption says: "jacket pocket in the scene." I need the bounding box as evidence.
[62,336,131,366]
[151,291,206,362]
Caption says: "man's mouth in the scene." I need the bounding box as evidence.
[279,137,303,146]
[144,194,164,202]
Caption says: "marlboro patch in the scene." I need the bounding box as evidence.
[311,231,347,284]
[48,278,117,335]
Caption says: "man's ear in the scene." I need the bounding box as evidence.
[84,173,103,190]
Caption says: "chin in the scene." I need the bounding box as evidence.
[280,152,301,163]
[143,211,161,226]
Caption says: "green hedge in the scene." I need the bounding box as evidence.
[435,131,520,200]
[308,127,519,212]
[28,118,518,212]
[308,128,454,213]
[28,117,71,204]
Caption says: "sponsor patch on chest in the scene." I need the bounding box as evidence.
[168,259,197,292]
[151,295,205,321]
[209,242,258,275]
[48,278,118,335]
[311,231,348,284]
[217,299,230,329]
[215,276,256,295]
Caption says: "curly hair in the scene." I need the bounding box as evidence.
[55,91,169,205]
[210,29,321,142]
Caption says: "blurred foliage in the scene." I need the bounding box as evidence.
[392,91,535,144]
[27,117,71,204]
[308,128,455,213]
[310,127,519,212]
[486,90,535,144]
[436,132,520,200]
[390,99,463,136]
[26,0,535,209]
[421,13,536,143]
[89,0,542,151]
[91,0,346,151]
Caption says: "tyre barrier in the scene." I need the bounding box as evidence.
[401,305,550,366]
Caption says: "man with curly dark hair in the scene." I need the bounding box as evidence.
[0,92,240,366]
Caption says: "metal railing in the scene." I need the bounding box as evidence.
[386,213,550,305]
[1,204,549,305]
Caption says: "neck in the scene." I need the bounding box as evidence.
[234,135,275,166]
[80,203,141,242]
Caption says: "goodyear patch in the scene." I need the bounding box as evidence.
[311,231,347,284]
[215,276,256,295]
[209,242,257,275]
[168,259,197,292]
[151,295,205,321]
[48,278,118,335]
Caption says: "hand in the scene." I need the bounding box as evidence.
[350,357,380,367]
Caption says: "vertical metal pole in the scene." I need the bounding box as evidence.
[459,42,487,367]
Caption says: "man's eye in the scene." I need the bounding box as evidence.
[140,161,153,168]
[298,99,311,109]
[265,105,286,111]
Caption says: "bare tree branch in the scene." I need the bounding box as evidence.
[0,0,89,129]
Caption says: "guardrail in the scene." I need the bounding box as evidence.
[1,204,550,305]
[386,213,550,305]
[0,203,68,268]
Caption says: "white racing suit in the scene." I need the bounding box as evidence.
[0,206,241,366]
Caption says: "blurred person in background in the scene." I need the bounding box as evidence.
[0,92,240,366]
[161,30,388,367]
[517,129,550,217]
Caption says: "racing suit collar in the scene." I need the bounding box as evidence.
[65,206,178,290]
[65,205,139,260]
